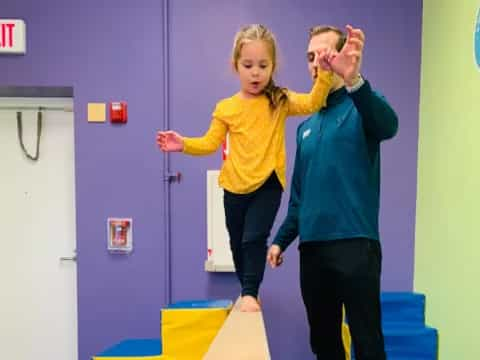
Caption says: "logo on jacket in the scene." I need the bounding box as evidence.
[302,128,311,139]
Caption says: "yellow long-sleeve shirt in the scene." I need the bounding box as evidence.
[183,70,333,194]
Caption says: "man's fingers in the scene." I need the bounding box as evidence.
[353,29,365,42]
[347,50,362,60]
[347,37,364,50]
[345,25,365,42]
[270,257,278,268]
[267,247,284,268]
[277,255,284,266]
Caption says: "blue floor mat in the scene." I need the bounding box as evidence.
[96,338,162,357]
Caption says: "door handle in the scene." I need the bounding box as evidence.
[60,255,77,262]
[164,171,182,183]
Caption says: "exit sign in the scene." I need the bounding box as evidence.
[0,19,26,54]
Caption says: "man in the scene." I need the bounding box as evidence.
[267,25,398,360]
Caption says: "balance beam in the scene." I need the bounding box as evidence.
[203,297,271,360]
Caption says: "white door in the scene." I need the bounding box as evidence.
[0,97,78,360]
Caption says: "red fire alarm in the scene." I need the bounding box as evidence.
[110,101,128,123]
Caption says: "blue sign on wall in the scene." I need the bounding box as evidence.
[476,8,480,68]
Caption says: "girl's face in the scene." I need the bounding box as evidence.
[235,40,274,98]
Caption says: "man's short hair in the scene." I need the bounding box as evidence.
[309,25,347,51]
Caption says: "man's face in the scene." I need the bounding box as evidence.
[307,31,343,88]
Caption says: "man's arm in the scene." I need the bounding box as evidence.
[272,128,303,251]
[330,26,398,141]
[348,79,398,140]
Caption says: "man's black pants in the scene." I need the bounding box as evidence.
[300,238,386,360]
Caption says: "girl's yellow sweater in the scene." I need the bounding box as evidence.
[183,71,333,194]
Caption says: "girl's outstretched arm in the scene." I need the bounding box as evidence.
[157,117,227,156]
[286,49,333,116]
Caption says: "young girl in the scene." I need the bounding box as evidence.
[157,24,333,312]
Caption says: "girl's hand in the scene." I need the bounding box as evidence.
[156,130,184,152]
[314,48,334,72]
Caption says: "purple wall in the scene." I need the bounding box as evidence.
[1,1,167,359]
[1,0,422,359]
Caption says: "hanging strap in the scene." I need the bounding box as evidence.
[17,110,43,161]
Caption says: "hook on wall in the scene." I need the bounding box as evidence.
[16,109,43,161]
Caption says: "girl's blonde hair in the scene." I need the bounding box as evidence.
[231,24,287,109]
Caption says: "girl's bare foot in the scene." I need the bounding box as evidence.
[240,295,261,312]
